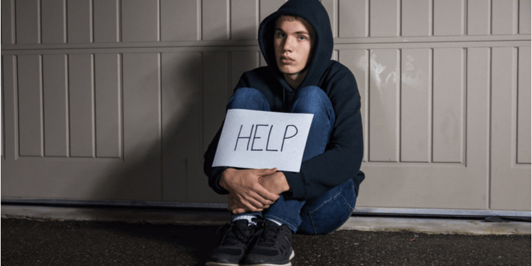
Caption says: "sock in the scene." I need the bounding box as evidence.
[232,215,259,226]
[267,218,283,227]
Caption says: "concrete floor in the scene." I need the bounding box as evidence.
[2,217,530,266]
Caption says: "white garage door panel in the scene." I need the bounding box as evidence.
[369,0,399,37]
[400,48,431,162]
[467,0,490,36]
[2,52,163,200]
[2,52,221,203]
[491,47,531,211]
[368,49,400,162]
[160,0,200,42]
[433,48,465,163]
[347,45,490,210]
[401,0,431,37]
[517,47,531,164]
[41,0,66,44]
[2,159,161,200]
[2,0,530,213]
[68,54,95,157]
[93,0,120,43]
[434,0,464,36]
[17,55,43,156]
[42,54,68,157]
[358,163,488,209]
[94,54,121,158]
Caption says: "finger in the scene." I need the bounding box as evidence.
[229,197,247,207]
[234,193,264,212]
[252,183,280,202]
[234,202,247,211]
[248,190,275,206]
[228,202,238,211]
[232,208,246,215]
[254,168,277,176]
[229,199,250,212]
[242,196,266,211]
[233,206,262,215]
[234,190,268,209]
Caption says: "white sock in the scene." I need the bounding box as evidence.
[232,215,259,226]
[267,218,283,227]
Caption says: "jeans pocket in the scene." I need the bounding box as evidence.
[308,192,353,235]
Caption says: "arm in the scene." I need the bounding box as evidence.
[283,66,364,200]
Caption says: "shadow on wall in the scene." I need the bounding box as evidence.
[75,32,255,265]
[85,52,210,203]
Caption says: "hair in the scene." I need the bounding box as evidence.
[278,15,299,22]
[275,15,316,40]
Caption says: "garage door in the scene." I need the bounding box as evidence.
[2,0,530,213]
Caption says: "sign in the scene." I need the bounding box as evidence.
[212,109,313,172]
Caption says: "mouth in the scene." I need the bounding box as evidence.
[279,55,295,64]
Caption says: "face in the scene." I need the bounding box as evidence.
[274,17,314,77]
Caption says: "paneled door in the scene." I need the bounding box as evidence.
[342,45,530,211]
[2,51,224,203]
[2,0,530,212]
[341,47,494,210]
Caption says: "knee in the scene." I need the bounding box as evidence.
[296,86,326,103]
[292,86,334,117]
[233,87,263,98]
[228,87,270,111]
[231,87,265,103]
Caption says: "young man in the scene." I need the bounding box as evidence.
[204,0,364,265]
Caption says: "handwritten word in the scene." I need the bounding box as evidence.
[234,124,298,152]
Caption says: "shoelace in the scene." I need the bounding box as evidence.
[256,221,280,248]
[217,222,254,246]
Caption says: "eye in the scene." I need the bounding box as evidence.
[276,31,286,38]
[298,35,307,41]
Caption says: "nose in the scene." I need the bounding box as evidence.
[282,36,294,52]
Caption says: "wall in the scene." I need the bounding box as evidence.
[2,0,530,212]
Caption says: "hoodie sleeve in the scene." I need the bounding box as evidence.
[283,65,364,200]
[203,75,251,195]
[203,125,229,195]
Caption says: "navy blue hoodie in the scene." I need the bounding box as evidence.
[204,0,364,200]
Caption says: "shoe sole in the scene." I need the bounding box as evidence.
[244,250,295,266]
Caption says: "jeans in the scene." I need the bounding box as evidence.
[228,86,357,235]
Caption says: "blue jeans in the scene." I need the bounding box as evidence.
[228,87,357,235]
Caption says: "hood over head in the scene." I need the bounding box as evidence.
[258,0,334,90]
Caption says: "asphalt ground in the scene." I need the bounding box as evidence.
[2,218,531,266]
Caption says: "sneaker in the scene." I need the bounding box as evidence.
[206,219,260,266]
[244,219,295,266]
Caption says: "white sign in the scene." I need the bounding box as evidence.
[212,109,314,172]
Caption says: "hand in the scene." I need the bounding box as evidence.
[228,170,291,214]
[220,168,280,214]
[258,171,290,195]
[228,193,258,214]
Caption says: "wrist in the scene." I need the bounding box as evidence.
[277,172,290,192]
[219,168,235,190]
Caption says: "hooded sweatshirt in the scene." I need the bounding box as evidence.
[203,0,365,200]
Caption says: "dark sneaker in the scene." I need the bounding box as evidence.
[207,219,259,266]
[244,220,295,266]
